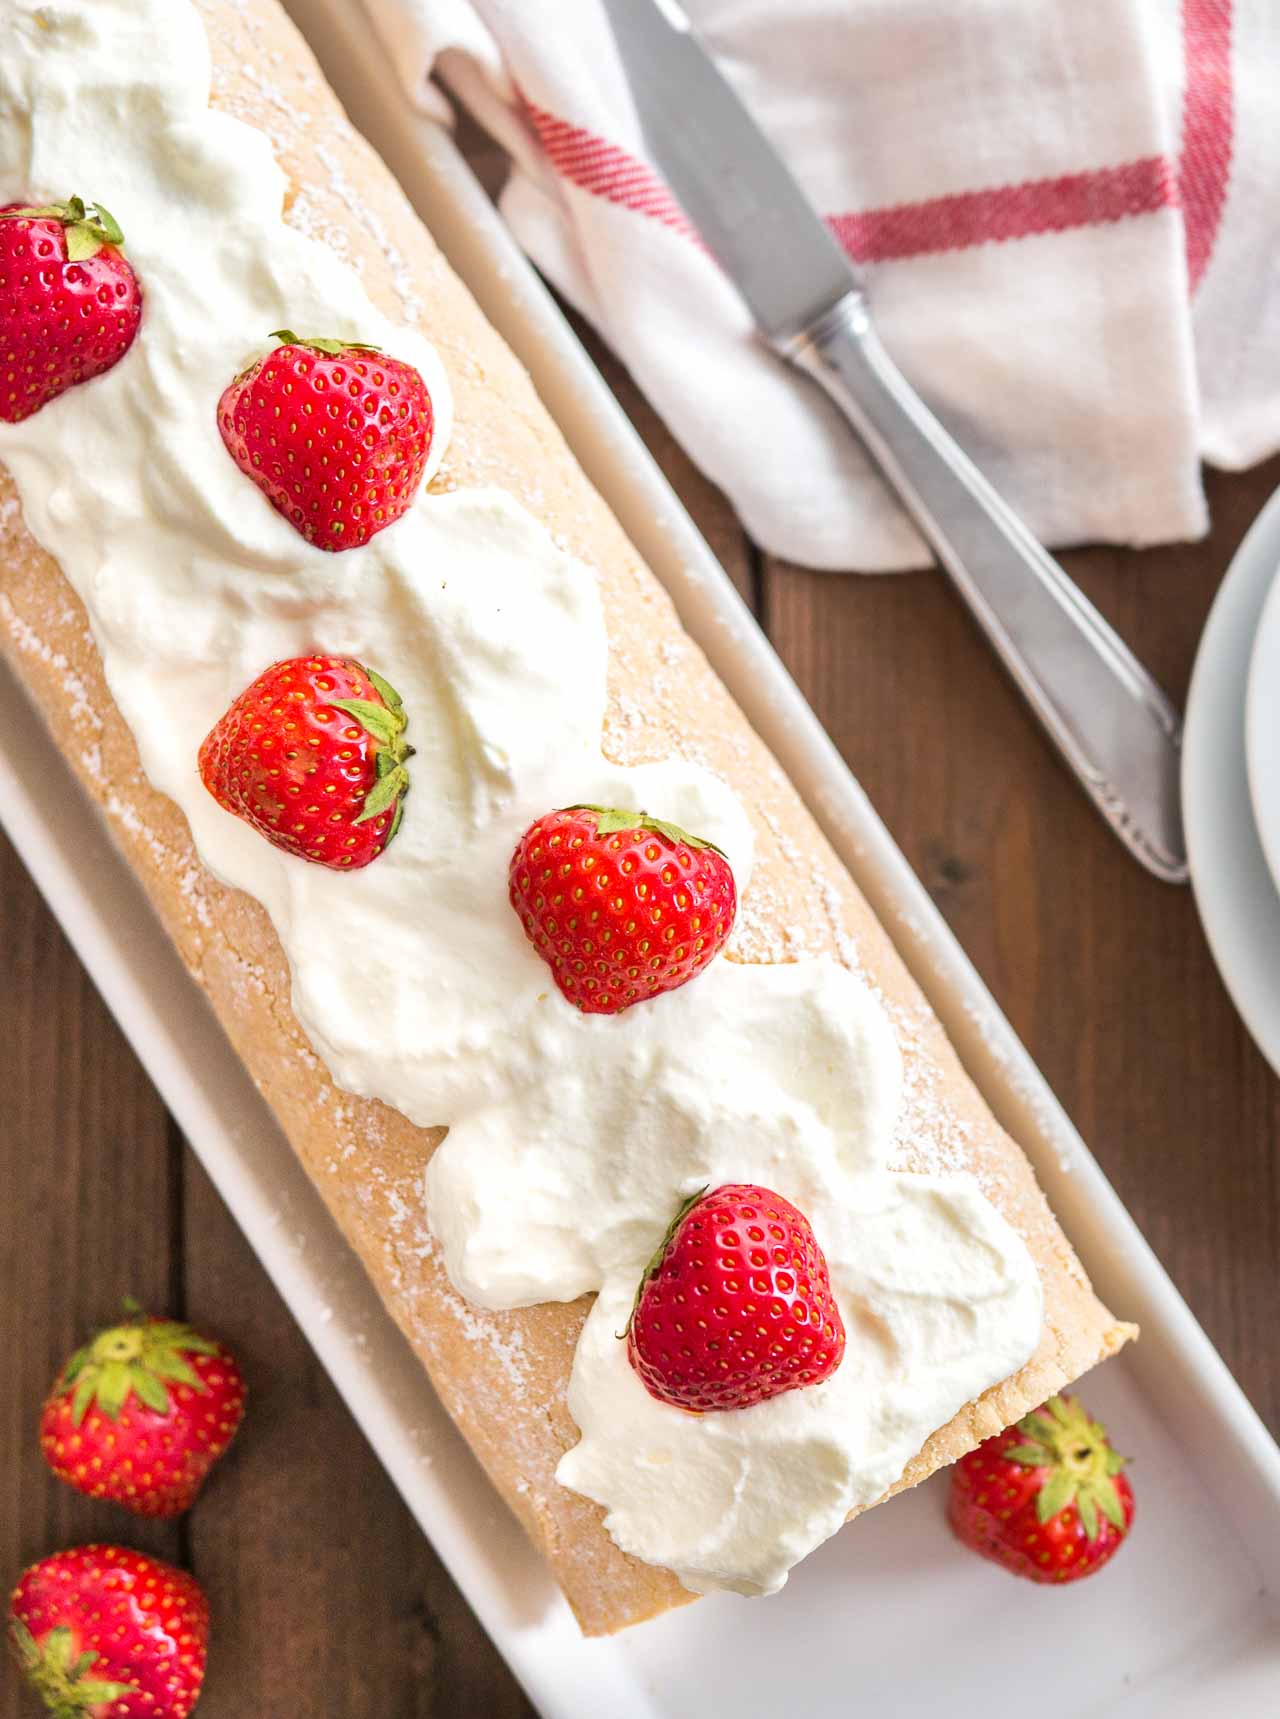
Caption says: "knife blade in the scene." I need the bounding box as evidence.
[602,0,1188,883]
[600,0,855,341]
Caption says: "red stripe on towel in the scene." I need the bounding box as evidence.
[1179,0,1234,292]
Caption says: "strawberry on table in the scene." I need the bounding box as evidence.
[40,1307,246,1520]
[0,197,142,423]
[626,1183,846,1413]
[948,1394,1134,1584]
[509,805,736,1014]
[216,330,434,550]
[9,1546,207,1718]
[199,654,412,869]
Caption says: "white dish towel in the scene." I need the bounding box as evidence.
[363,0,1274,572]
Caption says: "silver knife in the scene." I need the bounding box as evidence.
[601,0,1187,884]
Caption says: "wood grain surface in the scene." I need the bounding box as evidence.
[4,177,1279,1719]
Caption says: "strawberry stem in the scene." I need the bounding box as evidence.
[330,664,411,838]
[268,330,382,357]
[9,1621,136,1713]
[0,197,125,261]
[56,1313,218,1426]
[566,805,728,861]
[1008,1395,1130,1541]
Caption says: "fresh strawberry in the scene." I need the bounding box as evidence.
[39,1307,246,1520]
[0,198,142,423]
[199,655,411,869]
[948,1394,1134,1584]
[9,1546,207,1718]
[509,805,736,1014]
[216,330,433,550]
[626,1183,846,1413]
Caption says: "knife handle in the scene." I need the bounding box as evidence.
[781,291,1187,884]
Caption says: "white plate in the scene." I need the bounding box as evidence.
[1,4,1279,1713]
[1185,485,1280,1078]
[1245,530,1280,902]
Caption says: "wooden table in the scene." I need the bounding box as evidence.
[4,295,1280,1717]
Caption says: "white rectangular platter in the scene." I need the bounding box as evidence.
[2,2,1278,1712]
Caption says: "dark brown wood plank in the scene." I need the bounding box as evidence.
[0,833,182,1719]
[762,457,1280,1441]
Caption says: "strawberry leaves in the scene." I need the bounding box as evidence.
[1003,1443,1050,1465]
[1008,1394,1130,1542]
[357,762,409,825]
[567,804,728,859]
[332,698,401,748]
[332,667,412,831]
[1035,1468,1077,1525]
[268,329,382,357]
[0,197,125,261]
[9,1620,136,1712]
[365,667,404,711]
[56,1312,222,1426]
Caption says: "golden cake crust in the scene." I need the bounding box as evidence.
[0,0,1132,1635]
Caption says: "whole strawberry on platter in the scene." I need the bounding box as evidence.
[0,197,142,423]
[40,1305,245,1520]
[199,655,411,870]
[949,1394,1134,1584]
[509,805,737,1015]
[626,1183,846,1413]
[216,330,434,550]
[9,1546,208,1719]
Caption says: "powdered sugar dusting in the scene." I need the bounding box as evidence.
[314,134,426,325]
[0,593,102,730]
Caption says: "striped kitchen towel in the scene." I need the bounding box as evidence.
[364,0,1259,573]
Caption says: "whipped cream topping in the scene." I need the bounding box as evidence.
[1,0,1043,1598]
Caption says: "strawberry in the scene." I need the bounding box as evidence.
[39,1307,246,1520]
[626,1184,846,1413]
[216,330,434,550]
[0,198,142,423]
[9,1546,207,1718]
[509,805,736,1014]
[948,1394,1134,1584]
[199,654,411,869]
